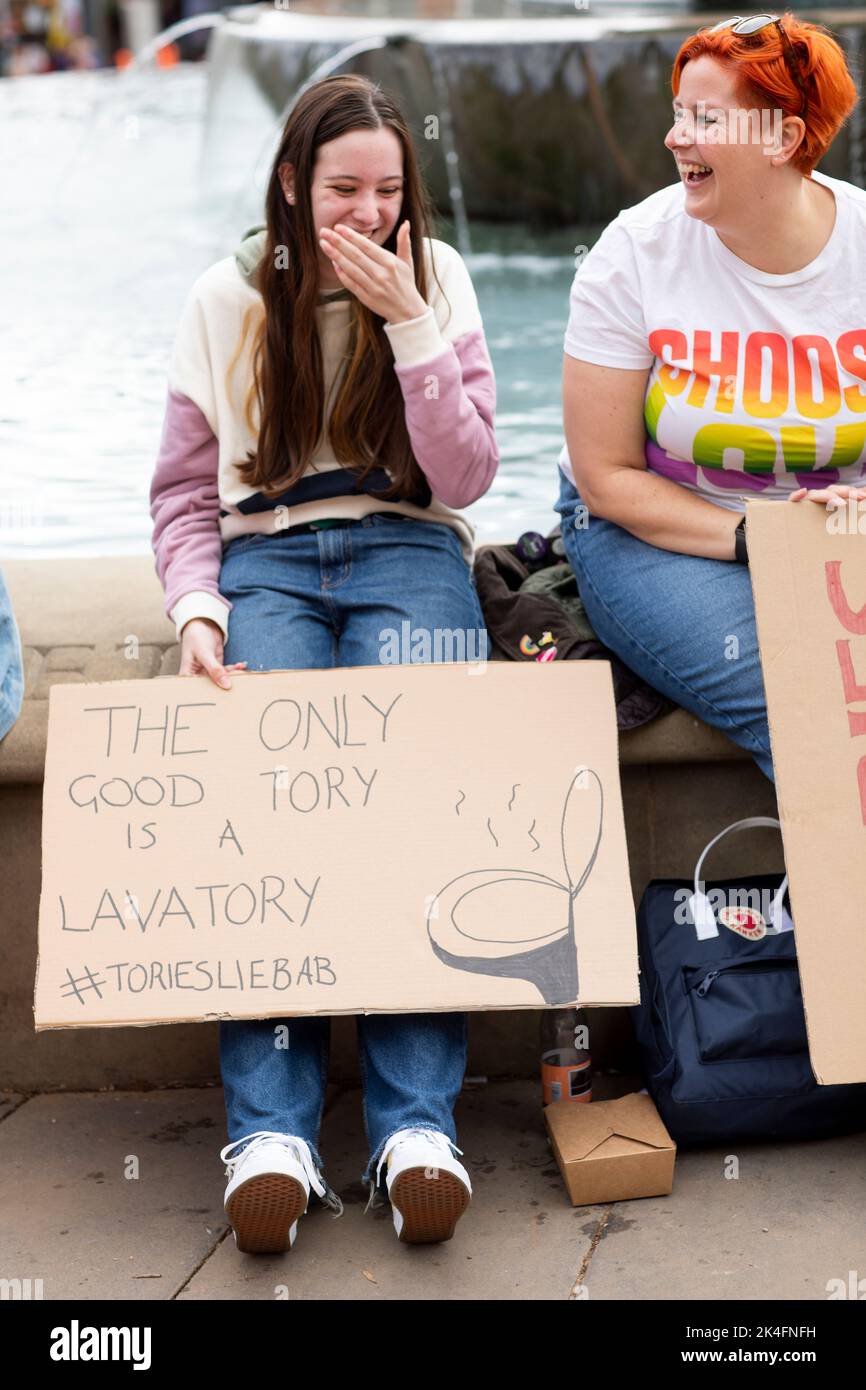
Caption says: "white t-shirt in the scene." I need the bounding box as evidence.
[560,170,866,512]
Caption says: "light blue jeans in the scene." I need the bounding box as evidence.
[0,566,24,744]
[554,470,775,783]
[218,512,491,1207]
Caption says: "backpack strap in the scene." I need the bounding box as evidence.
[687,817,790,940]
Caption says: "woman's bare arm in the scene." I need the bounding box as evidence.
[563,355,743,560]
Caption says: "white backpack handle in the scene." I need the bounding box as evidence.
[688,816,789,940]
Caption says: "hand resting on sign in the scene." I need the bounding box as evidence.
[180,618,248,690]
[788,483,866,509]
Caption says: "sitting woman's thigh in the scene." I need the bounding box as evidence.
[337,518,490,668]
[220,534,336,671]
[556,475,768,730]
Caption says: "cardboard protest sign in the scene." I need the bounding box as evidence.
[748,497,866,1085]
[35,662,638,1029]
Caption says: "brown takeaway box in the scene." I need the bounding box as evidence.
[544,1092,676,1206]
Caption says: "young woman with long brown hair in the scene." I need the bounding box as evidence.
[150,74,498,1253]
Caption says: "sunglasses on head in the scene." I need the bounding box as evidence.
[707,14,809,121]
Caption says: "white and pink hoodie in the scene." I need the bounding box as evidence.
[149,229,499,641]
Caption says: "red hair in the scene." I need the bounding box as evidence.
[671,12,859,174]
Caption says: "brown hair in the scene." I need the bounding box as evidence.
[671,12,859,174]
[228,74,439,500]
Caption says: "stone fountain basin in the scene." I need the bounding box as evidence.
[204,6,865,224]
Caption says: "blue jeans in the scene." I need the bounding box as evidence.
[218,513,490,1205]
[554,470,775,783]
[0,566,24,743]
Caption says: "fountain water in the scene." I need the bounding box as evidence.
[125,13,225,70]
[425,43,473,256]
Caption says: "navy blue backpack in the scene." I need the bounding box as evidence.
[630,817,866,1146]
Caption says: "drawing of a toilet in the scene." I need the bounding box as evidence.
[425,769,603,1005]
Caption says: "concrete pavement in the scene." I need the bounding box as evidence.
[2,1079,864,1301]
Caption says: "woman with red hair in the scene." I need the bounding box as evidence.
[557,14,866,782]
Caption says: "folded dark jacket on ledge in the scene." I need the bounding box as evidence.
[472,542,675,733]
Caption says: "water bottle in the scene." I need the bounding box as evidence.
[540,1007,592,1105]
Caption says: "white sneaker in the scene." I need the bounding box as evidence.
[220,1130,335,1254]
[375,1128,472,1244]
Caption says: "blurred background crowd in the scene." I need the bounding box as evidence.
[0,0,222,74]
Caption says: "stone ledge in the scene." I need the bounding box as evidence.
[0,556,746,783]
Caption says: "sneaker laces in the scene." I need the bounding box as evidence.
[375,1127,463,1193]
[220,1130,337,1209]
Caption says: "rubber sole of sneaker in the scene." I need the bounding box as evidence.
[225,1172,307,1254]
[389,1167,471,1243]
